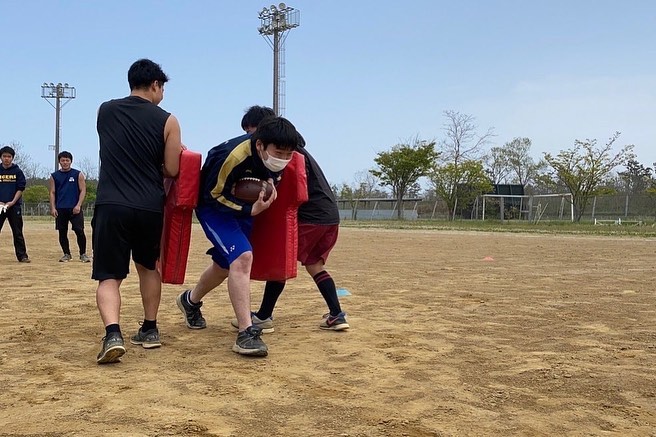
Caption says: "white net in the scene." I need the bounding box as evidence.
[481,193,573,222]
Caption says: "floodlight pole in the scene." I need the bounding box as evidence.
[41,82,76,172]
[258,3,300,116]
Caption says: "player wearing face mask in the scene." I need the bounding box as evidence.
[177,116,299,357]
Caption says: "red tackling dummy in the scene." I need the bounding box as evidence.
[250,151,308,281]
[160,148,202,284]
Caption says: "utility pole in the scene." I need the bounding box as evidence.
[41,82,76,172]
[258,3,300,116]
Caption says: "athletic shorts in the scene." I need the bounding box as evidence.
[91,204,163,281]
[196,206,253,269]
[297,223,338,266]
[55,208,85,232]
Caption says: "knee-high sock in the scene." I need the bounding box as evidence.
[313,271,341,316]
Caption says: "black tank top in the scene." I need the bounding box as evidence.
[95,96,170,212]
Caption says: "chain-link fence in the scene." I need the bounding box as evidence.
[17,194,656,223]
[19,202,95,217]
[337,194,656,222]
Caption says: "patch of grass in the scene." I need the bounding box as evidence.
[340,219,656,237]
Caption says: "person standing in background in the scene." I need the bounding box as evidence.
[0,145,30,263]
[49,151,91,263]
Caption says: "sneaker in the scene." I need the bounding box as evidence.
[319,312,350,331]
[129,327,162,349]
[97,332,126,364]
[230,312,274,334]
[80,254,91,263]
[59,254,72,262]
[232,326,268,356]
[176,290,206,329]
[19,257,31,263]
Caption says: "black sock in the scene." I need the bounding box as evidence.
[256,281,286,319]
[141,319,157,332]
[313,271,342,316]
[105,324,121,336]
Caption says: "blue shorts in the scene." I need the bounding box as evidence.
[196,206,253,269]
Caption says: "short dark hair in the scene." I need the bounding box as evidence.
[0,146,15,157]
[252,117,299,151]
[241,105,275,131]
[58,151,73,161]
[128,59,169,91]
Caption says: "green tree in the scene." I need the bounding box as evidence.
[22,185,50,203]
[484,145,510,184]
[543,132,634,222]
[85,179,98,203]
[503,137,546,188]
[617,159,652,194]
[370,140,438,219]
[430,160,492,219]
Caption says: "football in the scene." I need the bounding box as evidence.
[233,177,273,203]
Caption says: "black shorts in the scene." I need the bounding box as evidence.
[55,208,85,231]
[91,204,163,281]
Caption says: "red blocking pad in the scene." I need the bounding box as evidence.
[250,151,308,281]
[160,149,202,284]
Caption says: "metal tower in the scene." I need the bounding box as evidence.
[41,82,76,172]
[258,3,300,116]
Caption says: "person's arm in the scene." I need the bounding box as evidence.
[49,175,58,217]
[74,172,86,214]
[7,168,26,209]
[163,114,182,178]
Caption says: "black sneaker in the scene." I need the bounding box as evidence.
[19,257,31,263]
[97,332,126,364]
[232,326,268,357]
[176,290,206,329]
[130,327,161,349]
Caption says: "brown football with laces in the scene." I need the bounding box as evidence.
[233,177,273,203]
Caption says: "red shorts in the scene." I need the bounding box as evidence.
[297,223,338,266]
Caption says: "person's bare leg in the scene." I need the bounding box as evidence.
[304,260,325,277]
[135,263,161,321]
[189,262,228,303]
[96,278,122,326]
[227,251,254,331]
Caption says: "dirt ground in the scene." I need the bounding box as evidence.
[1,221,656,436]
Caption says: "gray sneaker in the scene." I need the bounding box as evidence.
[129,328,161,349]
[232,326,268,357]
[80,254,91,263]
[59,253,72,262]
[176,290,206,329]
[97,332,126,364]
[319,312,350,331]
[230,312,274,333]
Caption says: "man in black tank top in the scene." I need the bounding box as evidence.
[93,59,183,364]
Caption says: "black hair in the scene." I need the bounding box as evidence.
[0,146,15,157]
[58,151,73,161]
[252,117,299,151]
[128,59,169,91]
[241,105,275,131]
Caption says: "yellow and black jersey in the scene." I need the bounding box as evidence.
[198,134,280,216]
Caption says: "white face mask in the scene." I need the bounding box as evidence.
[262,154,291,172]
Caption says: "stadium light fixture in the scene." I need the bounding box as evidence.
[257,3,300,116]
[41,82,76,171]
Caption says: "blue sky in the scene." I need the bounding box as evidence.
[1,0,655,187]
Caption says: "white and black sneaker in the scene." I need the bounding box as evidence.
[232,326,268,357]
[176,290,207,329]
